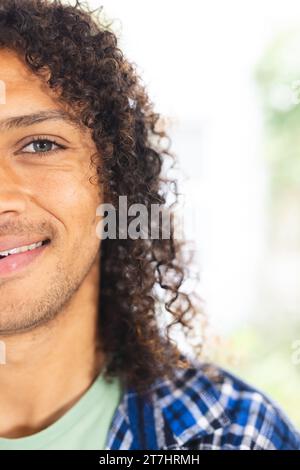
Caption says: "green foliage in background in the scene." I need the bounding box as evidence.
[219,325,300,427]
[256,28,300,198]
[220,28,300,428]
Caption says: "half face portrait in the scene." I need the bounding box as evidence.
[0,0,299,454]
[0,49,103,334]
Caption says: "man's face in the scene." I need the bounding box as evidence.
[0,49,102,334]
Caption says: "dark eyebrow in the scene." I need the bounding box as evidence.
[0,110,81,131]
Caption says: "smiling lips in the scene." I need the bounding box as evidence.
[0,238,51,277]
[0,236,50,253]
[0,240,46,258]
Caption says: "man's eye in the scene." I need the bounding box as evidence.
[21,138,65,154]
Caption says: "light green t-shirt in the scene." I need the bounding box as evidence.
[0,370,122,450]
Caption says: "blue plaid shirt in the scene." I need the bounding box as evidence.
[105,356,300,450]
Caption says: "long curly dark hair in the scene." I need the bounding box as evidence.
[0,0,205,393]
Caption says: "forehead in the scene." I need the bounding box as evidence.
[0,48,63,113]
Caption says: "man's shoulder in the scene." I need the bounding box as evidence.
[147,356,300,450]
[106,356,300,450]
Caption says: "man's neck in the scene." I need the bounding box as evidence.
[0,260,103,439]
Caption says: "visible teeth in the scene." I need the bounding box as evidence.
[0,240,44,257]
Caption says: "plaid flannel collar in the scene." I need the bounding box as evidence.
[105,358,300,450]
[105,362,231,450]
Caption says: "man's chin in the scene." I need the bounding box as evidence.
[0,312,49,337]
[0,293,57,337]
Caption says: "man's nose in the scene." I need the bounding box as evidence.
[0,163,28,215]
